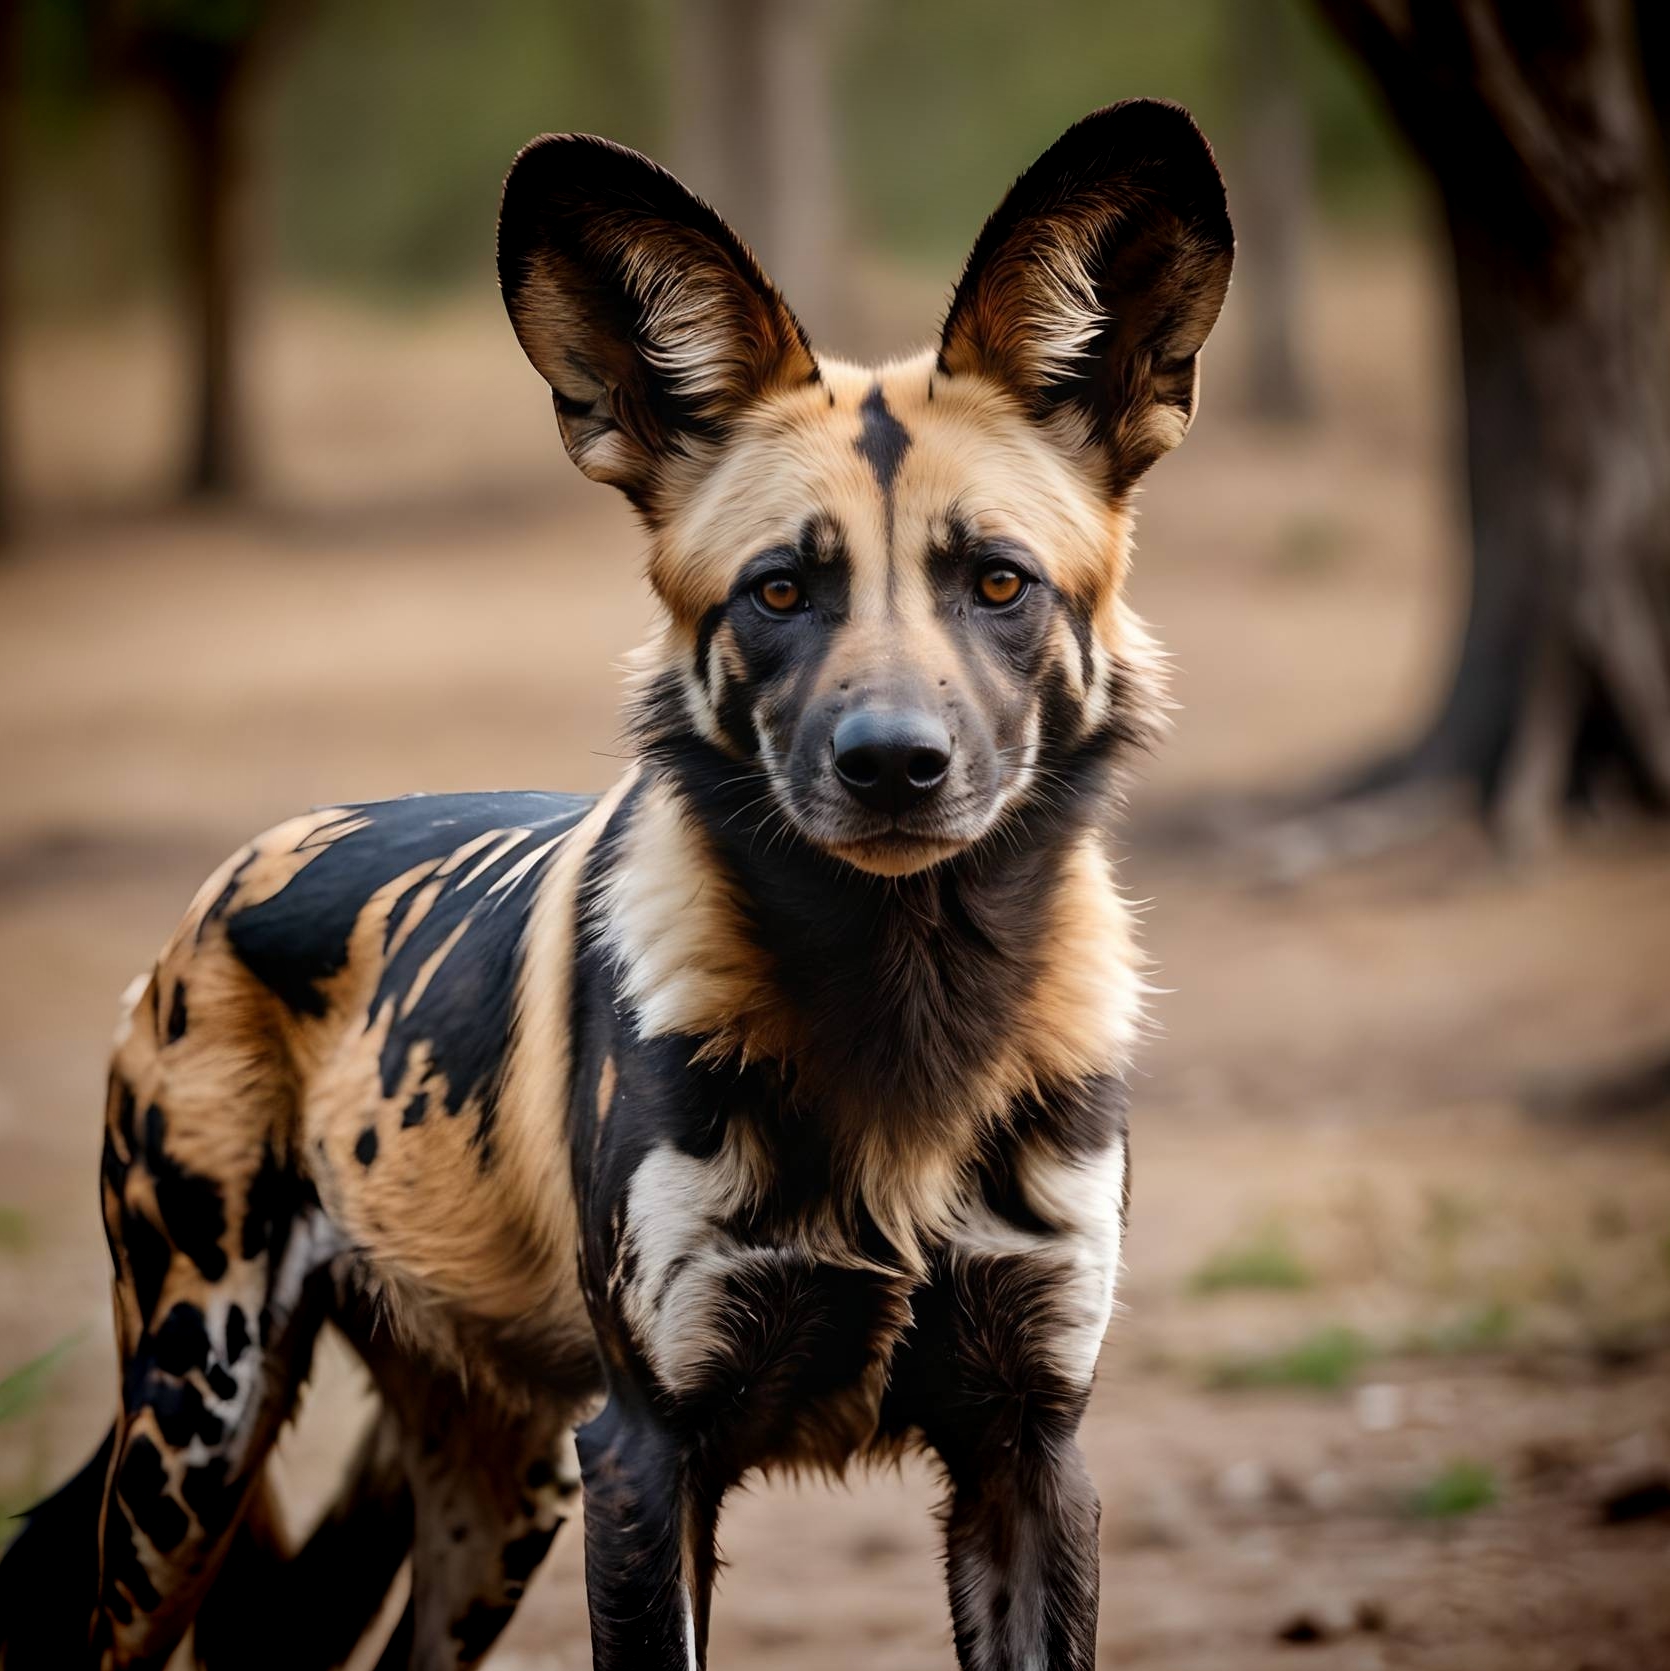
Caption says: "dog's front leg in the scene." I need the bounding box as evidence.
[899,1253,1105,1671]
[938,1418,1101,1671]
[576,1387,716,1671]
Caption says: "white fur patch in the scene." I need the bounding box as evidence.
[112,973,150,1049]
[948,1132,1126,1389]
[616,1144,750,1393]
[1020,1137,1126,1385]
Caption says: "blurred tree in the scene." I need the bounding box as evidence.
[0,4,15,545]
[1231,0,1314,420]
[105,0,296,500]
[672,0,841,342]
[1316,0,1670,850]
[271,0,664,295]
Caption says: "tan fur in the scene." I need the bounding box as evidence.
[653,355,1136,625]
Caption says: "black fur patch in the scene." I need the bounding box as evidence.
[227,793,591,1155]
[451,1599,516,1660]
[354,1127,379,1168]
[179,1457,239,1536]
[678,1256,910,1474]
[502,1523,559,1584]
[165,982,188,1044]
[122,1207,173,1329]
[855,383,911,569]
[151,1303,210,1379]
[103,1503,162,1613]
[976,1076,1130,1249]
[228,793,590,1016]
[855,384,910,500]
[118,1435,188,1555]
[148,1376,225,1451]
[101,1127,126,1198]
[104,1083,176,1329]
[884,1251,1092,1460]
[239,1142,319,1287]
[143,1103,227,1284]
[1010,1075,1128,1161]
[224,1305,249,1365]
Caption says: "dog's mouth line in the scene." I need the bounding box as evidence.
[802,814,984,852]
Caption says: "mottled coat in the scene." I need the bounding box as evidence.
[0,99,1232,1671]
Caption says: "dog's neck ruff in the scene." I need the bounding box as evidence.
[594,746,1145,1246]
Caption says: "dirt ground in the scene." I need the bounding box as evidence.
[2,242,1669,1669]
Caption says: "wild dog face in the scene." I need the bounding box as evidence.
[499,102,1232,876]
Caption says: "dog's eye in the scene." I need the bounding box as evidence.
[975,564,1028,608]
[755,575,804,615]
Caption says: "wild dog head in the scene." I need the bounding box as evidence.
[499,101,1232,877]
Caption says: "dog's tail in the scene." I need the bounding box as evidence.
[0,1427,112,1670]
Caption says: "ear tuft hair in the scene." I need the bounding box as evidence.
[498,135,818,513]
[939,99,1234,493]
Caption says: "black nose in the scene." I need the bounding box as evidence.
[831,709,952,816]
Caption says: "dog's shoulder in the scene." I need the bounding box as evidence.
[199,791,594,1016]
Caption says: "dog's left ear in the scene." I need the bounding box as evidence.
[498,134,818,516]
[939,99,1234,494]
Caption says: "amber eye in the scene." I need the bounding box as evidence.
[976,564,1027,608]
[755,575,804,614]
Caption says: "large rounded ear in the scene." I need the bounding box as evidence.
[498,134,819,516]
[938,100,1234,494]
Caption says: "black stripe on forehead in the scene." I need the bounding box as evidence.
[855,385,911,597]
[855,384,910,499]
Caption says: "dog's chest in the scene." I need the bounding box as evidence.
[589,1101,1127,1477]
[597,1137,918,1468]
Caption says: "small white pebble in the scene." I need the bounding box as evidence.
[1216,1458,1272,1506]
[1305,1468,1347,1511]
[1355,1382,1404,1433]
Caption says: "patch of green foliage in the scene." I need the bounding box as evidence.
[1404,1300,1516,1356]
[0,1335,82,1426]
[1189,1225,1312,1295]
[1407,1461,1498,1519]
[0,1208,28,1252]
[1207,1325,1368,1391]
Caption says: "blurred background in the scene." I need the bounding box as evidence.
[2,2,1668,1667]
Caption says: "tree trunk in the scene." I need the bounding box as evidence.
[673,0,842,341]
[1232,0,1314,421]
[1430,190,1670,844]
[165,67,251,499]
[1316,0,1670,845]
[0,2,15,545]
[118,11,287,505]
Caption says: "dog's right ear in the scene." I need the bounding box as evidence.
[498,135,819,518]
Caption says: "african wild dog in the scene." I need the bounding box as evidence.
[0,100,1232,1669]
